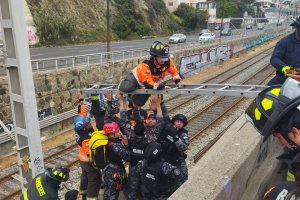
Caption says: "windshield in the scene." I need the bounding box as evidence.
[172,34,182,37]
[202,33,211,37]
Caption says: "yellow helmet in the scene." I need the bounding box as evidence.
[246,78,300,142]
[245,86,281,136]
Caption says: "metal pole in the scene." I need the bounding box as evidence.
[219,1,224,43]
[106,0,110,53]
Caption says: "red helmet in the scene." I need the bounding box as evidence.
[103,121,120,134]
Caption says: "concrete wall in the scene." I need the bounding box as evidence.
[0,31,285,155]
[169,115,284,200]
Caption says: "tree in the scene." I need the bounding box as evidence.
[174,3,208,30]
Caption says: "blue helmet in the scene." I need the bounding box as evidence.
[73,116,91,132]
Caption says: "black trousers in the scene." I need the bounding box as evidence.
[80,161,102,198]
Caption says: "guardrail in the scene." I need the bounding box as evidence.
[30,29,282,73]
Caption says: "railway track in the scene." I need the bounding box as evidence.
[0,46,275,199]
[192,64,274,162]
[166,46,274,113]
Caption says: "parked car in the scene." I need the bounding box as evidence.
[0,121,14,134]
[199,29,210,36]
[246,24,253,30]
[221,28,232,36]
[276,21,282,26]
[214,25,221,30]
[257,23,264,30]
[199,33,215,41]
[169,33,186,44]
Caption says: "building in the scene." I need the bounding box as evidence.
[164,0,190,12]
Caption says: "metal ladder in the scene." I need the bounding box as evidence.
[70,83,268,98]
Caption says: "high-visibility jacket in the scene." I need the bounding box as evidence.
[20,173,60,200]
[132,58,180,88]
[78,139,90,162]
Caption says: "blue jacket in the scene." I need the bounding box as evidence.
[270,33,300,71]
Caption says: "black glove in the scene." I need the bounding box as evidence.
[157,82,166,90]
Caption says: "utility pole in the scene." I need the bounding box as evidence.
[106,0,111,53]
[0,0,44,190]
[219,0,224,43]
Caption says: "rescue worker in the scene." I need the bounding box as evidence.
[20,167,69,200]
[102,121,130,200]
[245,78,300,189]
[65,189,83,200]
[90,90,119,130]
[140,141,184,199]
[245,78,300,149]
[118,41,183,106]
[158,113,189,194]
[267,15,300,85]
[144,94,165,143]
[262,149,300,200]
[74,91,102,200]
[116,91,149,200]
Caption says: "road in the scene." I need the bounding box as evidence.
[29,24,279,60]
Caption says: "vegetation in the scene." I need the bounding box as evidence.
[216,0,255,18]
[33,3,77,44]
[111,0,154,39]
[173,3,208,30]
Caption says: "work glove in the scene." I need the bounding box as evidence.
[153,82,166,90]
[281,65,291,76]
[176,82,184,89]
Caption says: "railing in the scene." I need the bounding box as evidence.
[30,29,281,73]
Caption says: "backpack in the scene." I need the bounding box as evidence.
[89,130,109,169]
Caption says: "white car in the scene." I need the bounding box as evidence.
[169,34,186,44]
[198,33,215,42]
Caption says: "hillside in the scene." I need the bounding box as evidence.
[26,0,178,45]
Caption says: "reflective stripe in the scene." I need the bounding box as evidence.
[24,189,29,200]
[286,170,295,182]
[261,98,273,111]
[255,107,261,120]
[263,186,275,198]
[132,67,144,87]
[86,197,98,200]
[78,153,89,162]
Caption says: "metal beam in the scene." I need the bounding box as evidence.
[71,84,269,98]
[0,0,44,190]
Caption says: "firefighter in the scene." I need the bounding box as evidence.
[140,141,184,199]
[245,78,300,150]
[245,78,300,186]
[267,15,300,85]
[74,91,102,200]
[262,149,300,200]
[20,167,69,200]
[118,41,183,106]
[102,121,130,200]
